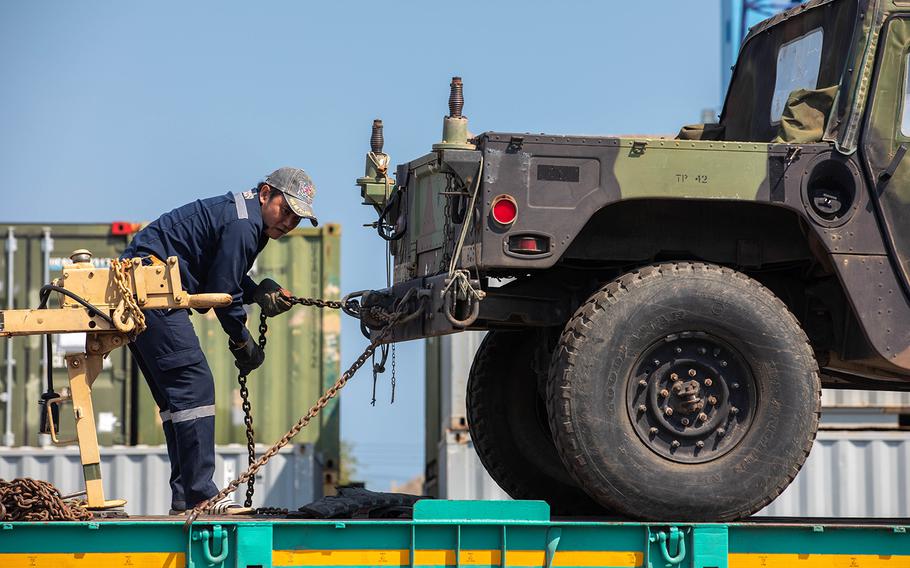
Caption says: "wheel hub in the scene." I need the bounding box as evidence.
[627,332,756,463]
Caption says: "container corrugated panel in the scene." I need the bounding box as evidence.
[822,388,910,410]
[758,430,910,517]
[135,225,342,478]
[0,444,321,515]
[0,223,133,446]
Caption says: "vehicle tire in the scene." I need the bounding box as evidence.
[467,330,607,515]
[547,262,820,521]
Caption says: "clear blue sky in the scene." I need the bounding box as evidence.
[0,1,724,491]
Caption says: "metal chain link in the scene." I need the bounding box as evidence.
[236,311,268,508]
[185,301,407,529]
[109,258,147,339]
[0,478,93,521]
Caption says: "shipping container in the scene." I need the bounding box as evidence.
[0,223,341,481]
[426,333,910,517]
[0,443,322,515]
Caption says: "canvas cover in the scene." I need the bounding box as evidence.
[772,85,838,144]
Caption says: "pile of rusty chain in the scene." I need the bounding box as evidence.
[185,296,410,528]
[0,478,93,521]
[109,258,147,339]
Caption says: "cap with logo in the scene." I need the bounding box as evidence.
[265,167,318,226]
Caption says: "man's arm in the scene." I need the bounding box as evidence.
[241,275,258,305]
[206,220,260,344]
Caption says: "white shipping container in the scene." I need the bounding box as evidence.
[0,444,322,515]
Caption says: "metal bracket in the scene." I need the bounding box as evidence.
[545,527,562,568]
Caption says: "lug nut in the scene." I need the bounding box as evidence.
[696,440,705,449]
[708,396,717,405]
[704,378,713,387]
[639,379,648,387]
[717,428,726,437]
[638,404,647,413]
[732,382,740,389]
[664,407,674,416]
[649,427,658,436]
[720,360,728,367]
[670,372,679,380]
[659,389,669,398]
[688,368,697,377]
[681,418,690,426]
[730,407,739,416]
[698,412,708,422]
[671,440,680,449]
[653,359,660,366]
[675,347,682,354]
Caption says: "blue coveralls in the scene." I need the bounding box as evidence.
[123,191,267,510]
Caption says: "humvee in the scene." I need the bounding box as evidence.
[354,0,910,521]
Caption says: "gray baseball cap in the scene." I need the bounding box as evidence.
[265,167,318,226]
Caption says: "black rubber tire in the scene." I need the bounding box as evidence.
[547,262,820,521]
[466,330,607,515]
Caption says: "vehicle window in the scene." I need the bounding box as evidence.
[771,28,824,123]
[902,53,910,137]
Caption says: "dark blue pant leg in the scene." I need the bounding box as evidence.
[131,309,219,509]
[129,341,185,511]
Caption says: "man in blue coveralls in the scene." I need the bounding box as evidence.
[123,167,317,514]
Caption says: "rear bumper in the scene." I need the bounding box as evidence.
[361,274,571,343]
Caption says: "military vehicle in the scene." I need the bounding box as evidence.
[354,0,910,521]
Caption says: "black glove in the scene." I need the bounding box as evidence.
[253,278,293,317]
[229,338,264,374]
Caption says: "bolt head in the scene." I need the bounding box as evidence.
[698,347,707,355]
[698,412,708,422]
[681,418,690,426]
[71,359,80,368]
[659,389,669,398]
[675,347,682,354]
[717,428,726,437]
[704,378,713,387]
[638,404,647,413]
[638,379,648,387]
[649,427,658,436]
[670,440,680,448]
[688,368,697,377]
[664,407,673,416]
[732,382,740,389]
[652,359,660,366]
[708,396,718,405]
[730,407,739,415]
[696,440,705,449]
[670,372,679,380]
[720,360,728,367]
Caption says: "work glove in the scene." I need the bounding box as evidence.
[229,338,265,375]
[253,278,294,317]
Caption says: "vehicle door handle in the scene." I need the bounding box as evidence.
[879,144,907,182]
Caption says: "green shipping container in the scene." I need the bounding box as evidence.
[0,223,134,446]
[0,222,341,477]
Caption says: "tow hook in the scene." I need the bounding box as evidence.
[647,526,687,566]
[441,270,485,328]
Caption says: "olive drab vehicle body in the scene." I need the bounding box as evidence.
[355,0,910,521]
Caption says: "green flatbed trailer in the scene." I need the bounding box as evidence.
[1,501,907,568]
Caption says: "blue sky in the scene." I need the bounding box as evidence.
[0,1,725,490]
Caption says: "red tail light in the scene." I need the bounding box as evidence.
[491,195,518,225]
[508,235,550,255]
